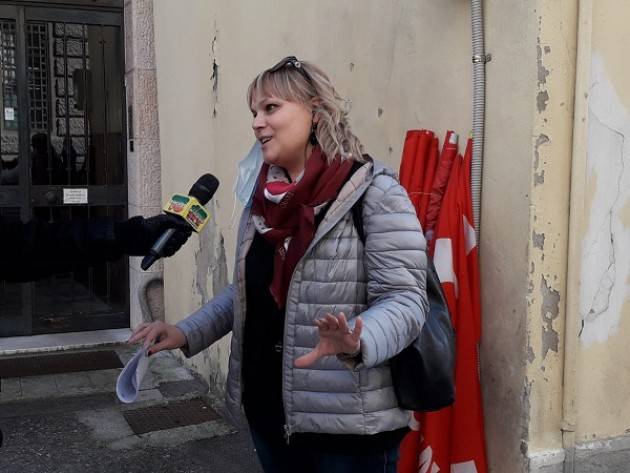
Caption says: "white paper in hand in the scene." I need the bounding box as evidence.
[116,347,151,403]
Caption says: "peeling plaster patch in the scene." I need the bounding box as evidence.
[210,60,219,117]
[537,43,550,85]
[194,201,229,305]
[521,378,532,455]
[580,55,629,347]
[581,111,623,342]
[527,346,535,364]
[537,90,549,112]
[532,231,545,250]
[541,275,560,359]
[210,28,219,118]
[534,134,550,169]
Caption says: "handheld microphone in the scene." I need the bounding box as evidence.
[141,174,220,270]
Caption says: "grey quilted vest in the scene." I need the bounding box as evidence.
[176,158,428,438]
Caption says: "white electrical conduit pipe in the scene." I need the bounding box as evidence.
[562,0,593,471]
[470,0,489,235]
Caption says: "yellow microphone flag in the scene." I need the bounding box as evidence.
[163,194,210,232]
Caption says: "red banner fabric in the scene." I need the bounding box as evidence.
[397,135,487,473]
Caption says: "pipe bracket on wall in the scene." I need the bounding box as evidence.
[472,53,492,64]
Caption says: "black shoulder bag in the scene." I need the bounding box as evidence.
[351,194,456,411]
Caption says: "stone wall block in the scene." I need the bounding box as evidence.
[124,3,134,72]
[127,138,161,208]
[130,69,160,140]
[130,0,156,71]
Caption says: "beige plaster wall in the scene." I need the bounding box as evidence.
[574,0,630,442]
[480,1,537,470]
[524,0,577,456]
[152,0,476,393]
[150,1,600,471]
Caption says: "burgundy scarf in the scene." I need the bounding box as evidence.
[251,146,353,308]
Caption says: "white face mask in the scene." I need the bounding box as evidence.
[233,141,263,205]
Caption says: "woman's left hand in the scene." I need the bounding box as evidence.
[294,312,363,368]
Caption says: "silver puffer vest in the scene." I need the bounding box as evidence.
[176,158,428,437]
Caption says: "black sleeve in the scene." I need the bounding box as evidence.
[0,217,126,282]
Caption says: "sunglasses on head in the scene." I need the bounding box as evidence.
[268,56,314,88]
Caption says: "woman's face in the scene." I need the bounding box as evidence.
[250,92,312,175]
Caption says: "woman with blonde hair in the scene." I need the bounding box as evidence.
[130,56,428,473]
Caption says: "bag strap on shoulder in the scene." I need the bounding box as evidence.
[351,193,366,244]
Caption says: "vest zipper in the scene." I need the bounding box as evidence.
[279,176,370,445]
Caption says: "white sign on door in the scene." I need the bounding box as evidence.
[63,188,88,204]
[4,107,15,121]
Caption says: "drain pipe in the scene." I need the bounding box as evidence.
[470,0,490,235]
[562,0,593,471]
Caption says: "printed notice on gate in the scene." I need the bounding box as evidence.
[63,188,88,204]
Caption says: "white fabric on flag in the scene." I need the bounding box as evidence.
[434,237,458,297]
[463,215,476,255]
[451,461,478,473]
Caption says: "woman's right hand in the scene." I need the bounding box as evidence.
[127,321,187,356]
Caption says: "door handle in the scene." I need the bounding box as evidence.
[44,190,58,204]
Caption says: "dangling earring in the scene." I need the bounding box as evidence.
[309,122,318,145]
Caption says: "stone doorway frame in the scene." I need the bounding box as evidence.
[124,0,164,327]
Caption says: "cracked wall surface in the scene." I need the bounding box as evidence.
[575,3,630,439]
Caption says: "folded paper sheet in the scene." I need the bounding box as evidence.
[116,348,151,403]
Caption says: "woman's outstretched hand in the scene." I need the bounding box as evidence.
[294,312,362,368]
[127,321,187,356]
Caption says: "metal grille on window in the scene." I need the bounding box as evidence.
[1,20,19,186]
[0,21,17,128]
[27,22,48,132]
[1,20,18,130]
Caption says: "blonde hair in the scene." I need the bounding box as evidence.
[247,59,365,163]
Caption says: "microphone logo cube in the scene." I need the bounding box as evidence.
[163,194,210,232]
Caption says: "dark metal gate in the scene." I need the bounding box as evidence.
[0,2,127,336]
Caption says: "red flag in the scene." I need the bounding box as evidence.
[398,130,433,219]
[425,131,458,251]
[399,130,421,192]
[461,139,481,339]
[418,137,439,225]
[398,137,487,473]
[409,130,434,221]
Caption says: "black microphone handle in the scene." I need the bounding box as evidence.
[141,227,177,270]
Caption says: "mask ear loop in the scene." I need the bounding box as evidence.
[229,197,238,229]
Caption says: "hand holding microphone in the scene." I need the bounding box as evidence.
[140,174,220,270]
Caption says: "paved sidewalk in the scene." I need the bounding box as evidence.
[0,346,263,473]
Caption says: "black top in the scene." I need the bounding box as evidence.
[242,162,407,452]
